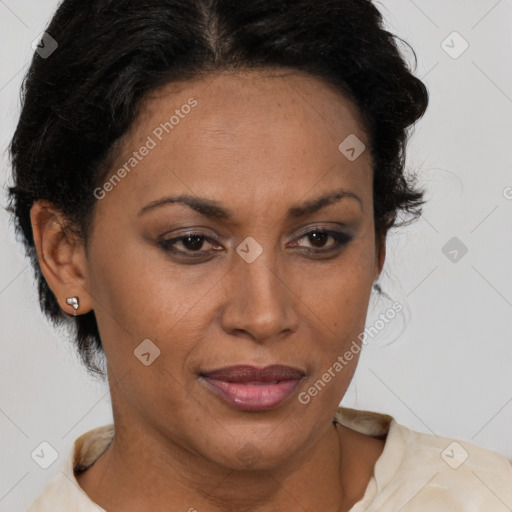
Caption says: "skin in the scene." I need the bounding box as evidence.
[31,69,387,512]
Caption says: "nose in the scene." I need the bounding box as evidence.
[220,250,299,343]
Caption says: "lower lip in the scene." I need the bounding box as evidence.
[200,377,302,411]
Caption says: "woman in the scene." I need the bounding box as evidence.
[8,0,511,510]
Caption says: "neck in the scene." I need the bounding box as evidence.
[75,420,381,512]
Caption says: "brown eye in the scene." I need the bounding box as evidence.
[179,234,207,251]
[293,229,352,252]
[307,231,330,248]
[159,233,220,256]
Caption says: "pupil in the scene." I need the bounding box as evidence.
[310,231,327,248]
[183,235,204,251]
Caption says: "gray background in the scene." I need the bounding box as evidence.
[1,1,511,510]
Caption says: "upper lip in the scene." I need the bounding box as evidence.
[200,364,305,383]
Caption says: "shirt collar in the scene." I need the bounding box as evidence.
[50,408,403,510]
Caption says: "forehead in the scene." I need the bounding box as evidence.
[98,70,373,221]
[139,69,366,146]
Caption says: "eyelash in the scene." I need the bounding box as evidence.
[158,229,352,259]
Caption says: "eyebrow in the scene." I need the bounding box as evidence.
[137,187,362,220]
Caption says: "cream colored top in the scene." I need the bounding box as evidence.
[26,407,512,511]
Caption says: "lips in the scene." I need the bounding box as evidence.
[200,365,305,411]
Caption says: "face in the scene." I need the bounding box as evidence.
[84,70,384,469]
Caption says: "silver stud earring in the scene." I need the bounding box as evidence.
[66,296,80,314]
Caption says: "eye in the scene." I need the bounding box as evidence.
[158,228,352,260]
[291,229,352,253]
[158,232,221,257]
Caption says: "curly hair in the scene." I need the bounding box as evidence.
[7,0,429,378]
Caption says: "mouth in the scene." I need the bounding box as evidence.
[199,364,306,412]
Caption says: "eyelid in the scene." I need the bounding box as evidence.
[158,225,352,258]
[158,223,349,244]
[291,228,352,250]
[291,222,348,238]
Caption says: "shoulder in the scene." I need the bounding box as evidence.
[25,424,113,511]
[335,407,512,510]
[383,421,512,510]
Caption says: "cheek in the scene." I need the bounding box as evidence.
[297,239,374,395]
[87,221,180,328]
[86,228,220,385]
[303,238,375,339]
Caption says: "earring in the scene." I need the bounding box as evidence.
[65,296,80,315]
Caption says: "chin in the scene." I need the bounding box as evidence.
[194,422,310,472]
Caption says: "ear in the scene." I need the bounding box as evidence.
[374,232,386,283]
[30,200,93,316]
